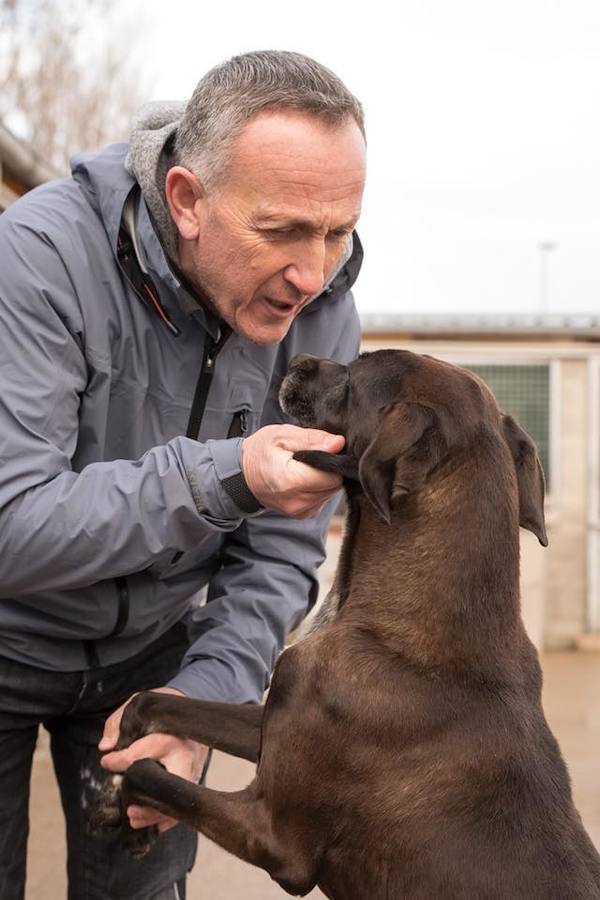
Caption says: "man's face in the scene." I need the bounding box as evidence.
[178,111,366,344]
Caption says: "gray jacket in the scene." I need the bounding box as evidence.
[0,142,362,702]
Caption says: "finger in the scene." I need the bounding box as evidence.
[101,734,201,782]
[100,749,131,772]
[129,808,177,832]
[127,805,162,828]
[100,733,172,772]
[288,461,343,492]
[98,708,123,753]
[280,428,345,454]
[99,690,142,752]
[287,479,343,508]
[304,429,345,452]
[127,805,176,831]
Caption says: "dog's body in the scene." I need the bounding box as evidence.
[94,349,600,898]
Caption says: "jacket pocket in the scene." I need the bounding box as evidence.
[109,575,130,637]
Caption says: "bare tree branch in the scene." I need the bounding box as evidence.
[0,0,153,172]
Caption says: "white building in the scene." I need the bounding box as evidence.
[361,314,600,650]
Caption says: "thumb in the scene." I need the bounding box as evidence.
[98,709,123,752]
[98,726,117,752]
[304,430,345,453]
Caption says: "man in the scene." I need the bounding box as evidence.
[0,50,366,899]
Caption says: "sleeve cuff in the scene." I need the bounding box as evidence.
[206,438,263,518]
[221,471,263,514]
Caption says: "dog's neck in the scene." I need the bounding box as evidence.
[335,446,524,676]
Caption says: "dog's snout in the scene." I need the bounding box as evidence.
[280,354,349,429]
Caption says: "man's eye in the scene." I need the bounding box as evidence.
[264,228,294,238]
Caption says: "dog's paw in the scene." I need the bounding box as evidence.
[121,823,159,859]
[118,690,160,745]
[89,773,124,834]
[89,771,159,857]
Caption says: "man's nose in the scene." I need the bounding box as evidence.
[283,240,326,298]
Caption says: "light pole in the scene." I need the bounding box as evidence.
[539,241,556,314]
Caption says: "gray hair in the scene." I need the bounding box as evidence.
[174,50,365,188]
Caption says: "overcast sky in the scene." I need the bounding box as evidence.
[128,0,600,317]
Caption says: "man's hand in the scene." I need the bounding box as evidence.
[243,425,345,518]
[99,687,208,832]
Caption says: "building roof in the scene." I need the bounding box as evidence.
[0,121,60,210]
[0,120,60,185]
[360,313,600,339]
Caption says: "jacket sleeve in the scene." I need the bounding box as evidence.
[168,292,362,701]
[168,503,337,701]
[0,220,253,597]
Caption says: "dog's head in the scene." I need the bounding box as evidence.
[279,349,547,545]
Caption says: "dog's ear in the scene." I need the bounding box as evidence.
[358,402,436,525]
[502,414,548,547]
[292,451,359,481]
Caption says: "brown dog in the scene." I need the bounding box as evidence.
[94,349,600,899]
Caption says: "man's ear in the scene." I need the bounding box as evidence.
[358,402,436,525]
[502,414,548,547]
[165,166,205,240]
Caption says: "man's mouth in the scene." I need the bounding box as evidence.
[263,297,300,317]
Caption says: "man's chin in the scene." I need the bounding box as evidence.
[244,325,294,346]
[235,314,296,346]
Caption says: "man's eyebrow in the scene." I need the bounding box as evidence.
[254,210,358,232]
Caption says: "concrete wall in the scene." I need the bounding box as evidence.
[544,359,589,647]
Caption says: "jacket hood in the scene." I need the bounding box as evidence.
[125,100,184,259]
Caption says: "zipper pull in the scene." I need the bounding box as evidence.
[203,341,216,374]
[227,409,250,439]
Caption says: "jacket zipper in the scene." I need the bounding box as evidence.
[186,327,231,439]
[166,328,232,570]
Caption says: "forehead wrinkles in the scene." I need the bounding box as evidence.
[242,154,365,202]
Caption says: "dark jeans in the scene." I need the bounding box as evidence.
[0,623,198,900]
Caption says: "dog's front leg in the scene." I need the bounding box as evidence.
[119,692,264,762]
[124,759,318,896]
